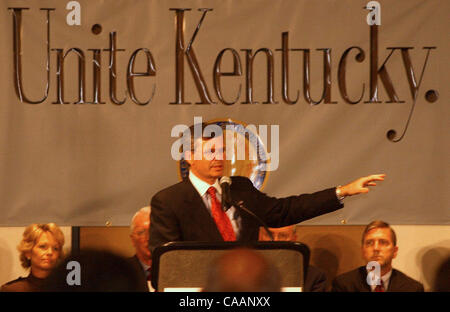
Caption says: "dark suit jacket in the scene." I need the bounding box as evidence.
[127,255,150,292]
[331,266,424,292]
[0,273,46,292]
[304,265,328,292]
[150,176,342,251]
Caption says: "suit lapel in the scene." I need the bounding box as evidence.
[358,266,372,292]
[387,269,401,292]
[130,255,149,292]
[182,180,224,241]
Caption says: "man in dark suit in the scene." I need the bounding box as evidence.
[149,123,386,252]
[332,220,424,292]
[128,206,154,292]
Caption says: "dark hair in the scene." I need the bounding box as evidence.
[182,122,223,153]
[43,249,142,292]
[361,220,397,246]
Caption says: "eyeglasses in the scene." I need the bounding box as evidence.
[133,230,149,238]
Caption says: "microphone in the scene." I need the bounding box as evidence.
[219,176,232,211]
[219,176,274,241]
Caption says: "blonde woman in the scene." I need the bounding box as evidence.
[1,223,65,292]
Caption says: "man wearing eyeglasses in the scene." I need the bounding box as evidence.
[129,206,154,292]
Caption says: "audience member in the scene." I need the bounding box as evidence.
[332,220,424,292]
[43,249,142,292]
[128,206,154,291]
[259,225,328,292]
[203,248,281,292]
[434,256,450,292]
[1,223,65,292]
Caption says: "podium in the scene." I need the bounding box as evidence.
[151,241,310,292]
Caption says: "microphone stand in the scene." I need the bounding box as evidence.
[220,179,274,241]
[229,199,274,242]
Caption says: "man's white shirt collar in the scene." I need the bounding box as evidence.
[188,170,241,238]
[368,268,392,291]
[137,258,155,292]
[189,171,221,197]
[138,257,150,272]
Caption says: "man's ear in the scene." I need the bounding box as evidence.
[393,246,399,259]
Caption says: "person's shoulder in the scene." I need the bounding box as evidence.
[152,180,189,199]
[126,255,139,264]
[331,267,366,292]
[230,176,254,188]
[1,276,29,292]
[392,269,424,291]
[334,267,362,282]
[308,265,328,280]
[304,265,328,292]
[127,255,143,268]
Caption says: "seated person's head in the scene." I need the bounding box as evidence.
[361,220,398,274]
[204,248,281,292]
[130,206,151,264]
[259,225,297,242]
[17,223,65,278]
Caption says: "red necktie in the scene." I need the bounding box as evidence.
[207,187,236,241]
[374,279,385,292]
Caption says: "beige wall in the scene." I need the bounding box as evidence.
[79,226,135,258]
[1,225,449,291]
[390,225,450,291]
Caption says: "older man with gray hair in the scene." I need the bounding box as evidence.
[128,206,154,291]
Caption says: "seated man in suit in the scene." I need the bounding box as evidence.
[129,206,154,292]
[259,225,328,292]
[150,122,386,251]
[332,220,424,292]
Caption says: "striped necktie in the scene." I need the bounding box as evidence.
[374,279,385,292]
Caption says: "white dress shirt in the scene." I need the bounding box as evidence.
[369,269,392,292]
[189,171,241,238]
[137,258,155,292]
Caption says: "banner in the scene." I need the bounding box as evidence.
[0,0,448,225]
